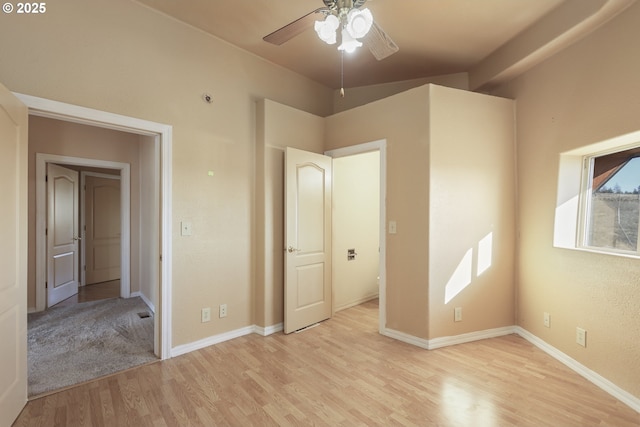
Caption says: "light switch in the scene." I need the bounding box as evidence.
[389,221,397,234]
[181,221,192,236]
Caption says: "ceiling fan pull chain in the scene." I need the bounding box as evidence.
[340,49,345,97]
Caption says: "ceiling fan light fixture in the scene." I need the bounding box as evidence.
[314,14,340,44]
[338,28,362,53]
[345,8,373,39]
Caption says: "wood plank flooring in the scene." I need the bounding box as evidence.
[53,280,121,308]
[14,300,639,426]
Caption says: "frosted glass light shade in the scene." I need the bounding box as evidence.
[338,28,362,53]
[345,8,373,39]
[314,14,340,45]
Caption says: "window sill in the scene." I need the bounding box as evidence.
[554,245,640,260]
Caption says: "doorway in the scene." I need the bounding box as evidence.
[326,140,387,333]
[36,154,132,310]
[16,92,173,360]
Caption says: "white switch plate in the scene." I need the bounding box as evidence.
[219,304,227,318]
[201,307,211,323]
[454,307,462,322]
[181,221,192,236]
[543,312,550,328]
[576,327,586,347]
[389,221,397,234]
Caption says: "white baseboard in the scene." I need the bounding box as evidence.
[515,327,640,413]
[335,294,379,312]
[170,322,283,357]
[381,327,431,349]
[130,291,155,313]
[382,326,515,350]
[171,325,255,357]
[253,323,283,336]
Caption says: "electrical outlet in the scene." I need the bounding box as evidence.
[543,312,550,328]
[181,221,192,236]
[219,304,227,318]
[201,307,211,323]
[576,327,586,347]
[454,307,462,322]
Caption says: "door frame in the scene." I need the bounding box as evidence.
[15,92,173,360]
[325,139,387,334]
[37,156,130,304]
[80,171,122,288]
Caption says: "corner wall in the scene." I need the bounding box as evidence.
[428,85,516,338]
[494,1,640,399]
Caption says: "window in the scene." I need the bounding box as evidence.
[582,147,640,254]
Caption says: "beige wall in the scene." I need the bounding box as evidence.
[428,85,516,338]
[493,2,640,399]
[28,116,141,308]
[326,85,516,339]
[333,151,380,311]
[0,0,333,346]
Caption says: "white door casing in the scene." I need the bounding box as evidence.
[84,174,121,285]
[20,92,173,360]
[284,147,332,334]
[0,85,28,426]
[47,164,80,307]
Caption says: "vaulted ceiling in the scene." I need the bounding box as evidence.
[134,0,634,90]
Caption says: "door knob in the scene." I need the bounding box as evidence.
[287,246,301,253]
[73,236,82,241]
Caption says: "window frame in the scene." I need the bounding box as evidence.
[577,144,640,257]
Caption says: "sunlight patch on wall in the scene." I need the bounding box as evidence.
[477,232,493,276]
[444,231,494,304]
[444,248,472,304]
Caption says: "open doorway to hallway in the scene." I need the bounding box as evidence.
[27,115,161,397]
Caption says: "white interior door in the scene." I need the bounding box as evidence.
[47,164,80,307]
[0,84,28,426]
[284,147,332,333]
[85,174,121,285]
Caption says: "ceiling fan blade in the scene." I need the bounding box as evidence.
[263,8,327,45]
[363,20,398,60]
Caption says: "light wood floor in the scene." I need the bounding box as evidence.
[53,280,121,308]
[14,300,639,426]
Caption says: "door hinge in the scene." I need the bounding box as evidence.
[45,281,48,289]
[45,175,48,182]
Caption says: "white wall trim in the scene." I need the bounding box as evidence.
[36,155,131,307]
[171,326,256,358]
[253,323,283,337]
[335,294,379,312]
[171,323,284,357]
[131,291,155,314]
[325,139,387,335]
[17,92,173,360]
[515,327,640,413]
[428,326,516,350]
[382,326,516,350]
[381,328,431,349]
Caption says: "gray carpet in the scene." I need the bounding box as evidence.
[28,297,156,397]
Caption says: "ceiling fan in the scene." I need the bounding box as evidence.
[263,0,399,61]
